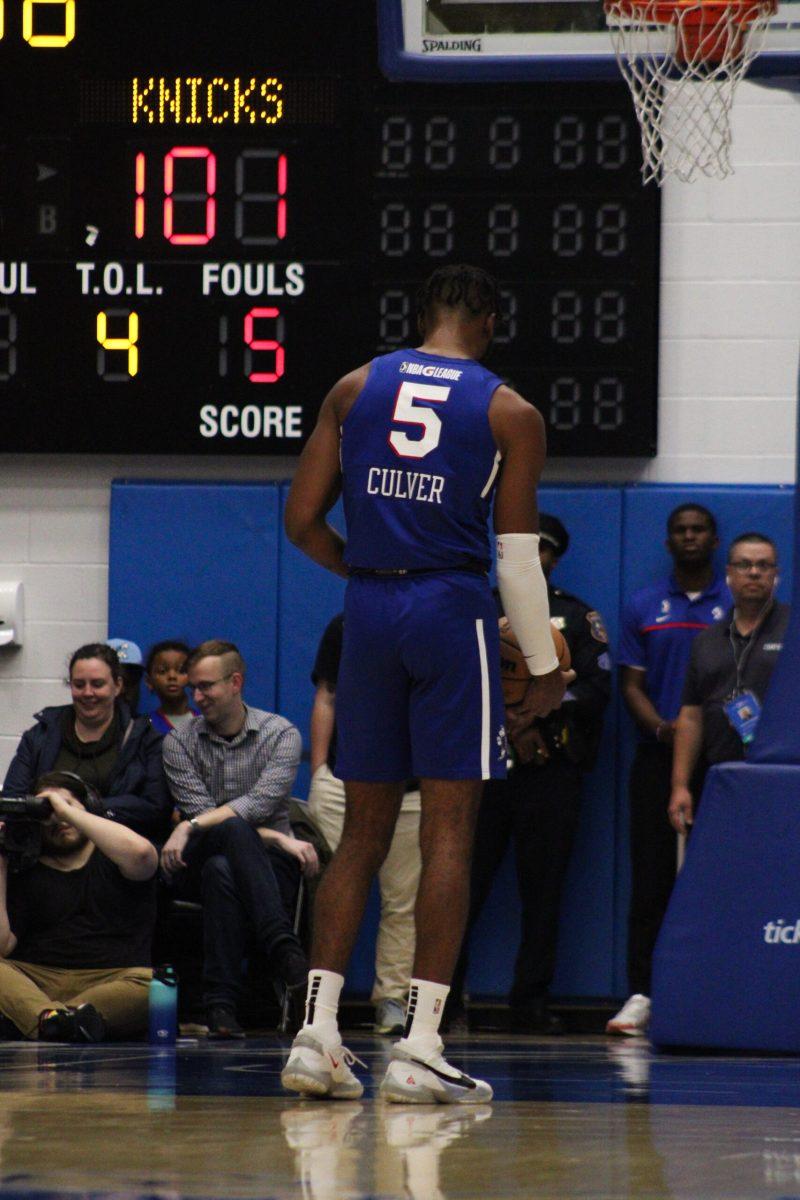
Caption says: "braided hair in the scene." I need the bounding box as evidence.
[416,265,500,331]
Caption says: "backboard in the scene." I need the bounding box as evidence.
[379,0,800,78]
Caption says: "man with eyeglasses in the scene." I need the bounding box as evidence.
[608,503,729,1038]
[160,639,316,1038]
[669,533,789,834]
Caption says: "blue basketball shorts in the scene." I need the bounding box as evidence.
[335,572,508,782]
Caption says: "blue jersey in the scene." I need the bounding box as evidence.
[618,571,730,733]
[341,349,503,571]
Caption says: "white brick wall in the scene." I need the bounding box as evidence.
[647,79,800,486]
[1,80,798,777]
[659,339,797,396]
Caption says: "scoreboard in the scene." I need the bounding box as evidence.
[0,0,660,455]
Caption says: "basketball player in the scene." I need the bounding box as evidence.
[281,264,568,1103]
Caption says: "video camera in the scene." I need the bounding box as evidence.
[0,774,105,873]
[0,795,54,873]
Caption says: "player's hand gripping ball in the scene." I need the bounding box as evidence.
[498,617,571,707]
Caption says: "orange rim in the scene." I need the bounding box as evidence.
[605,0,777,24]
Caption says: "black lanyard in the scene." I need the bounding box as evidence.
[728,601,772,694]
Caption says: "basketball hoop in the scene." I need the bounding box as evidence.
[605,0,778,184]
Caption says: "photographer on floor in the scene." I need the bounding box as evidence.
[0,771,158,1042]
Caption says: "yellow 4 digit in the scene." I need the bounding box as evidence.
[22,0,75,47]
[96,311,139,379]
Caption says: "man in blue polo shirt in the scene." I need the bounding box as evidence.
[607,503,729,1037]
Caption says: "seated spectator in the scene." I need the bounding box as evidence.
[160,640,316,1039]
[669,531,789,833]
[144,640,200,734]
[0,771,158,1042]
[106,638,145,716]
[308,612,421,1036]
[3,643,172,842]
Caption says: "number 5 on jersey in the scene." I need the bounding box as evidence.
[389,381,450,459]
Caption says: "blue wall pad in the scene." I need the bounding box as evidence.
[276,493,346,797]
[612,484,794,992]
[108,480,795,1001]
[275,494,381,995]
[275,485,623,997]
[650,762,800,1052]
[620,484,794,600]
[109,482,281,715]
[465,486,623,997]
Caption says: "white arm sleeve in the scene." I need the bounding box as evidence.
[495,532,559,676]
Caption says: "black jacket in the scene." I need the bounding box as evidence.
[540,585,613,768]
[2,702,172,840]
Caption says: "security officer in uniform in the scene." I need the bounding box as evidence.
[448,514,612,1033]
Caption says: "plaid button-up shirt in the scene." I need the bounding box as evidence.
[162,705,301,835]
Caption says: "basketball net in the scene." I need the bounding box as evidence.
[605,0,777,184]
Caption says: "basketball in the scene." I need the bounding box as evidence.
[498,618,571,707]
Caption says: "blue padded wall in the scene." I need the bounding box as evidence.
[276,493,347,797]
[650,762,800,1052]
[109,482,281,716]
[613,484,794,992]
[619,484,794,597]
[465,487,623,997]
[108,480,795,1001]
[277,492,381,994]
[274,485,624,997]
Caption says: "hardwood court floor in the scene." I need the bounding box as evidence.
[0,1034,798,1200]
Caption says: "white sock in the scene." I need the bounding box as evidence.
[303,969,344,1036]
[403,978,449,1043]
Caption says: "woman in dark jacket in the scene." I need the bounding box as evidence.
[3,643,172,841]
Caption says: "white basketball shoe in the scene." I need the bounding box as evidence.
[379,1035,493,1104]
[281,1028,366,1100]
[605,993,651,1037]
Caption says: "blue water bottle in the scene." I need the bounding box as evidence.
[148,964,178,1045]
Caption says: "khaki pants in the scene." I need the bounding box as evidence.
[308,763,421,1005]
[0,959,152,1039]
